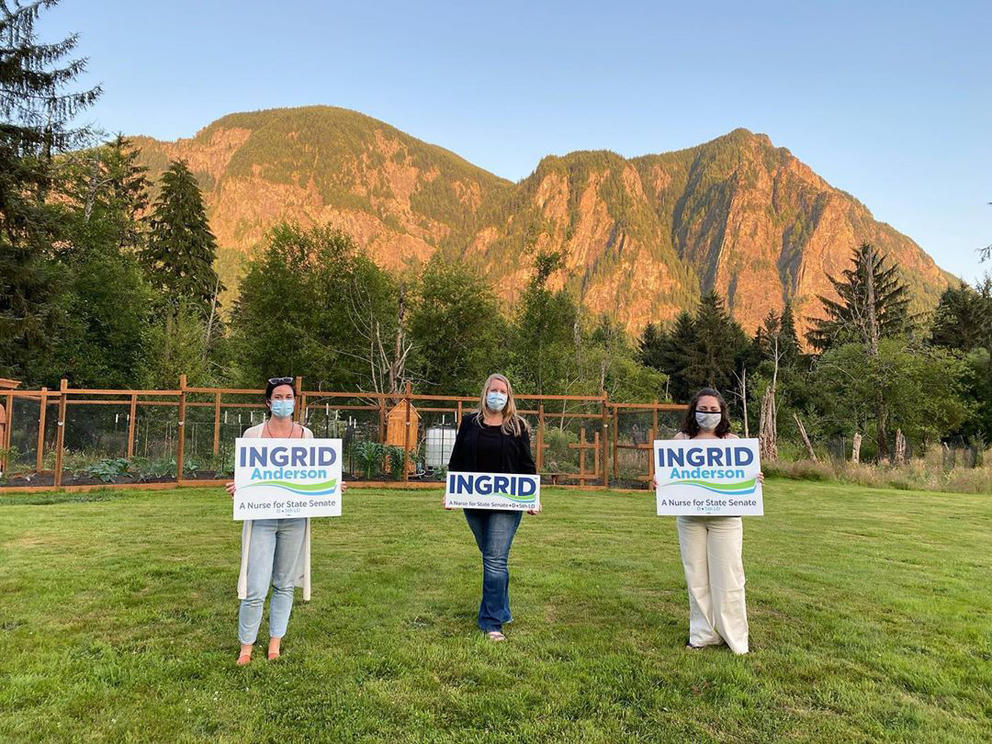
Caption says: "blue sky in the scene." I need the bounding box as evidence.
[45,0,991,282]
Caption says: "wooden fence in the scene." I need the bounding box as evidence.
[0,377,686,493]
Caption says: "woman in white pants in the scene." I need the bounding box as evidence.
[668,387,760,654]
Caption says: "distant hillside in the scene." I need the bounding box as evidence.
[134,106,953,335]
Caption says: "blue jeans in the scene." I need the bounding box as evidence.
[464,509,523,632]
[238,518,306,645]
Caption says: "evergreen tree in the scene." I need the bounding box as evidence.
[685,292,750,395]
[807,242,912,352]
[929,280,992,353]
[778,300,801,366]
[637,322,665,370]
[657,310,696,402]
[807,243,915,457]
[143,159,222,315]
[54,137,154,386]
[0,0,100,382]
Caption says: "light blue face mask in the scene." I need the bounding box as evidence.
[270,399,295,419]
[486,391,508,412]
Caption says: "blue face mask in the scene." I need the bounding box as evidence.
[486,391,508,412]
[270,399,295,419]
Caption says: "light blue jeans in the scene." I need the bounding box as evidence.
[237,518,307,645]
[464,509,523,632]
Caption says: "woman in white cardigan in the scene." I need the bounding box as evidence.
[225,377,344,665]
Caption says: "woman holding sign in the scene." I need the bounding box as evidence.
[225,377,342,665]
[447,373,538,642]
[665,387,759,655]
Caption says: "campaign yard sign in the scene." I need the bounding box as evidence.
[233,438,343,520]
[444,472,541,511]
[653,438,763,516]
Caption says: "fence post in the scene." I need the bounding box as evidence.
[176,374,187,482]
[578,426,587,482]
[650,400,659,483]
[2,390,13,472]
[593,431,600,484]
[600,392,609,488]
[295,376,304,425]
[402,381,411,482]
[537,402,545,471]
[35,387,48,472]
[612,407,619,482]
[212,391,221,456]
[54,379,68,488]
[126,392,138,459]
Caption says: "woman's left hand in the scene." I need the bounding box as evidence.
[757,471,765,483]
[526,506,542,515]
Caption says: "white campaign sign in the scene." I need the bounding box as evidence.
[654,438,763,516]
[444,471,541,511]
[233,437,343,520]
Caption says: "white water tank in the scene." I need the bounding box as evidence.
[425,426,457,469]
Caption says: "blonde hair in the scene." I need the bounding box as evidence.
[474,373,529,437]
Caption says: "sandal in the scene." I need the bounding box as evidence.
[485,631,506,642]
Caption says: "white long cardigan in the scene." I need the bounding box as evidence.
[236,422,313,601]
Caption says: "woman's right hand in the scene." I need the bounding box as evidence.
[226,481,236,497]
[441,492,453,510]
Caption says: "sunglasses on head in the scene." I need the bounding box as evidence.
[268,376,294,385]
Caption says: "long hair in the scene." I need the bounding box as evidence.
[474,373,529,437]
[681,387,731,438]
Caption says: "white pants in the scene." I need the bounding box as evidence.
[676,516,749,654]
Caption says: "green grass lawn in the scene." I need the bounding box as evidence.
[0,482,989,743]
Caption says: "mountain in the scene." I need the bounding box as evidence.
[133,106,952,336]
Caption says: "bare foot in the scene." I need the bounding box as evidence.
[237,643,253,665]
[267,637,281,660]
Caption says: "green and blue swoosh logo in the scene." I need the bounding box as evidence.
[665,478,757,496]
[492,491,537,504]
[242,479,338,497]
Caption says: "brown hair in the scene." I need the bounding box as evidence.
[264,377,297,407]
[681,387,731,438]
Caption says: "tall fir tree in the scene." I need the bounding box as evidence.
[143,159,222,315]
[778,300,801,367]
[658,310,697,402]
[929,280,992,353]
[0,0,100,382]
[637,322,665,370]
[55,136,154,387]
[685,292,750,396]
[806,242,912,352]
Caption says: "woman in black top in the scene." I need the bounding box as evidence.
[447,373,538,641]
